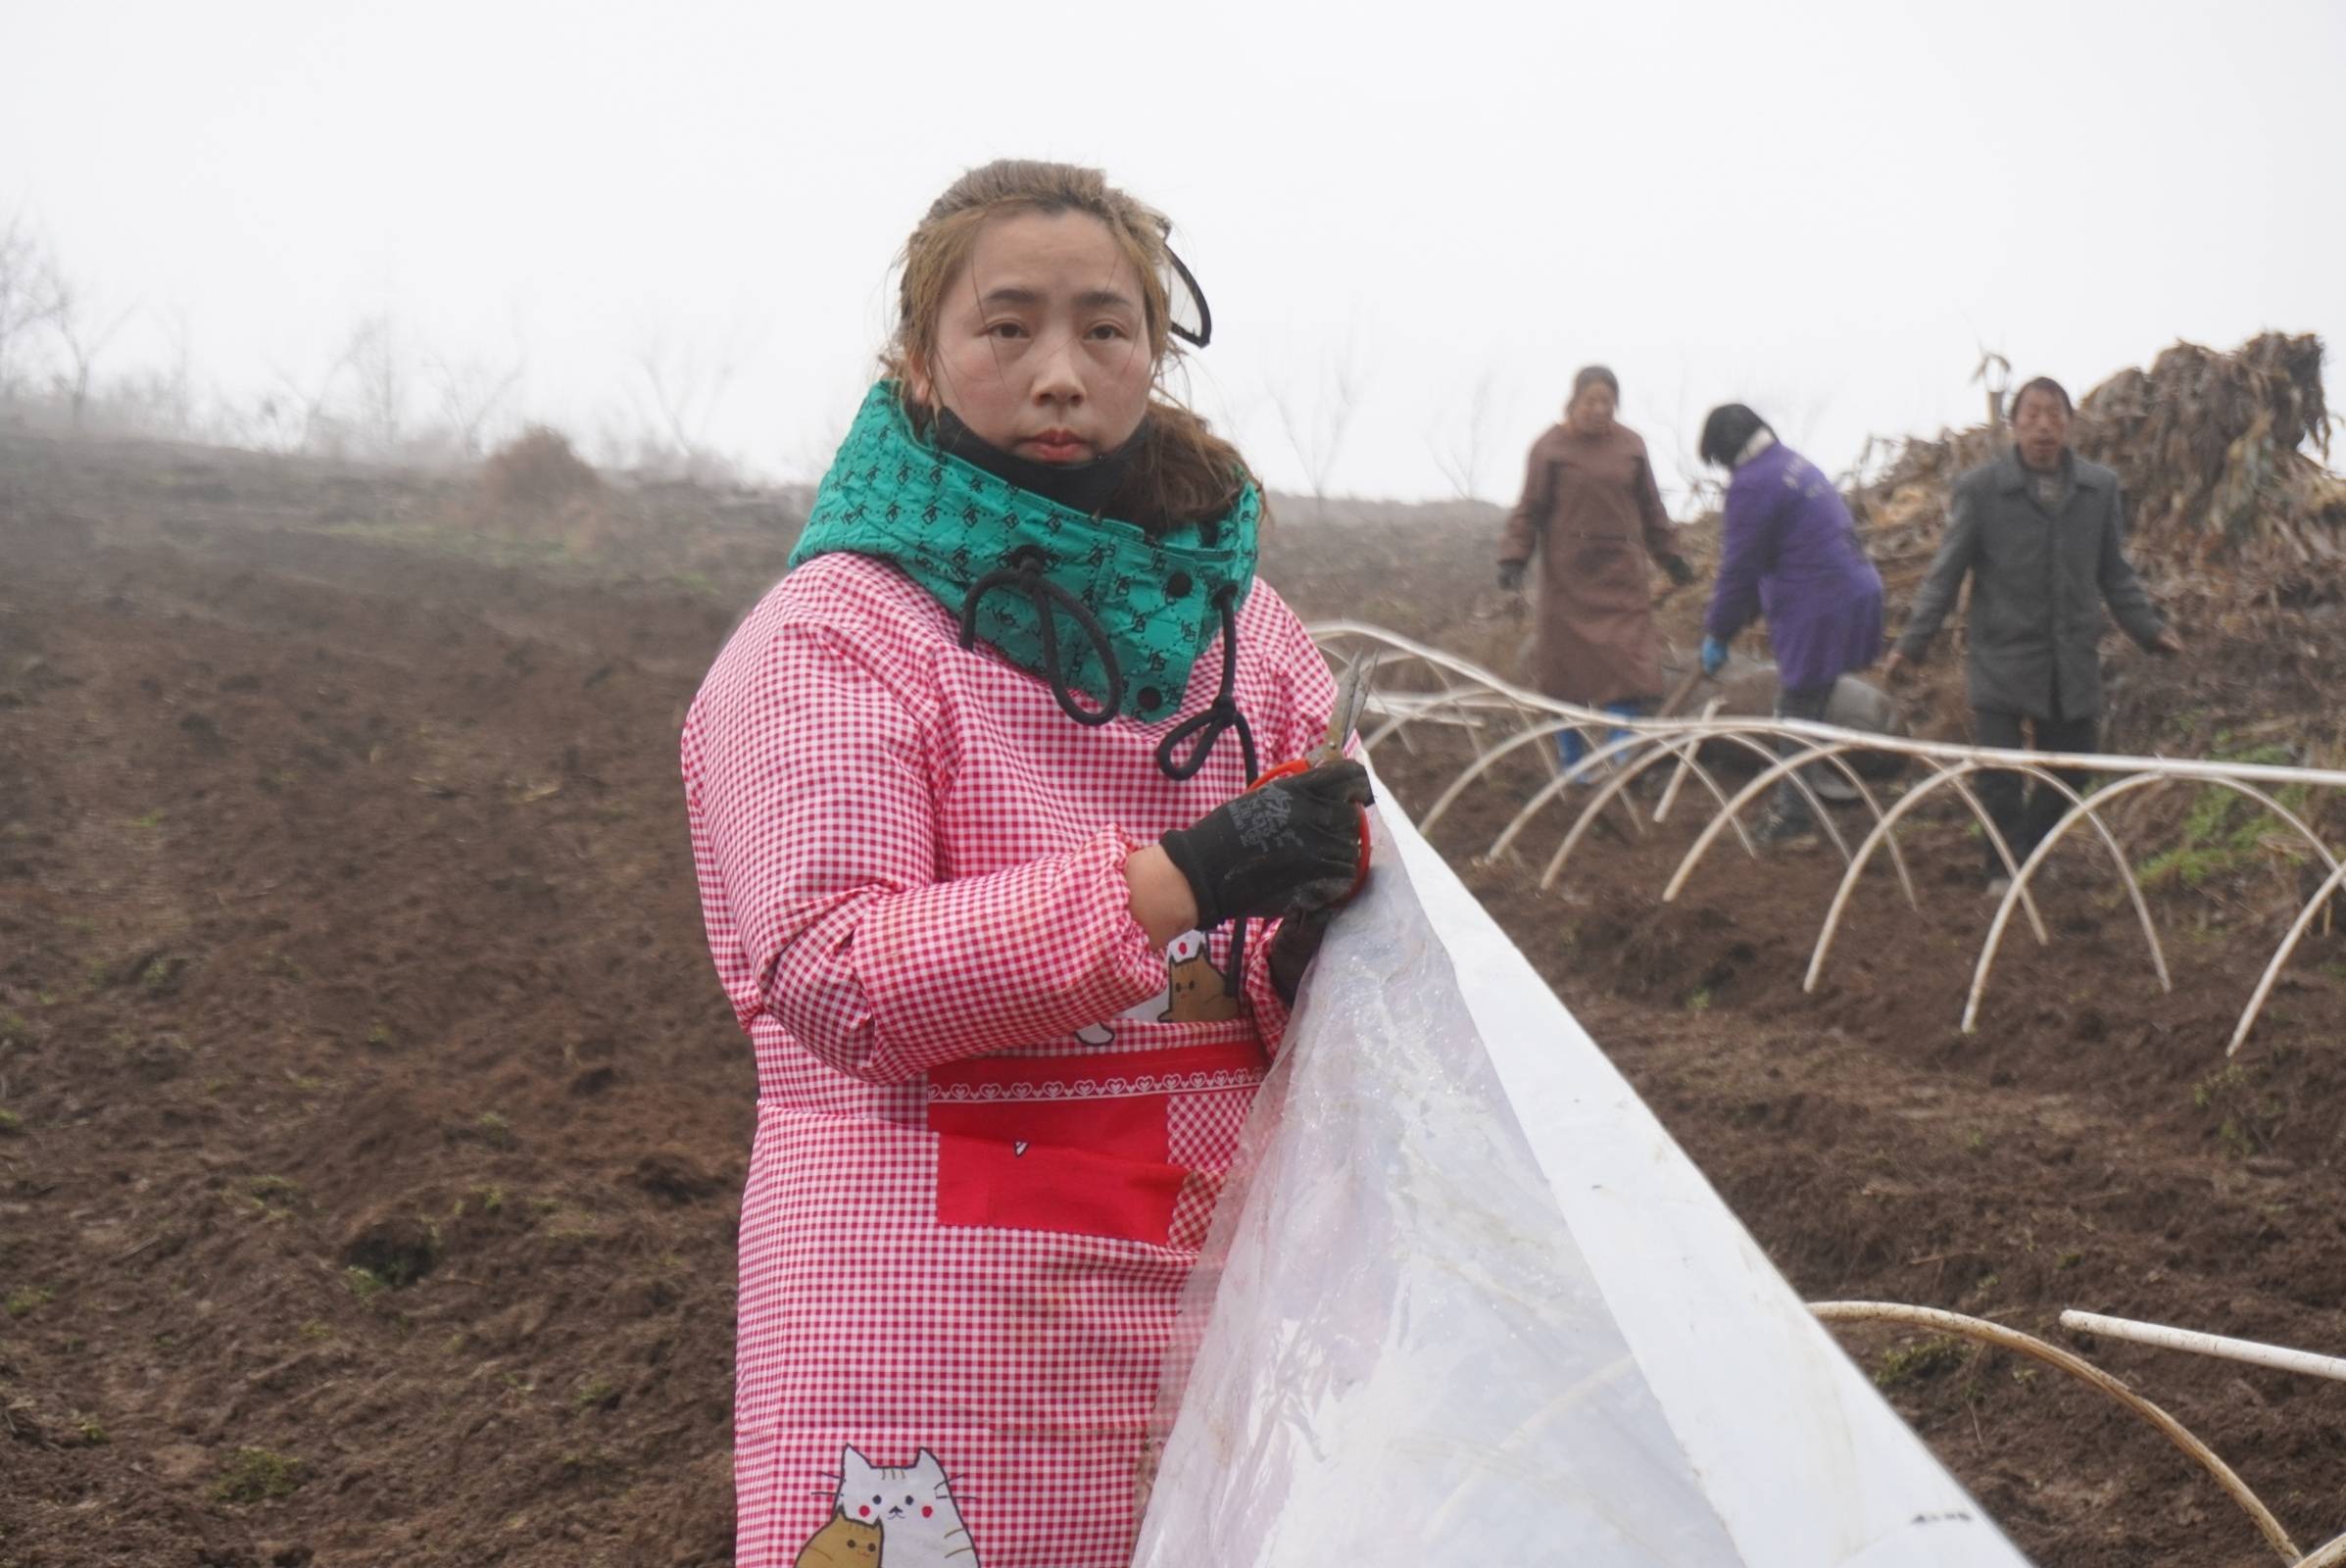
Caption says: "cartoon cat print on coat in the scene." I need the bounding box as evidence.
[825,1446,981,1567]
[797,1501,886,1568]
[795,1509,884,1568]
[1158,931,1242,1023]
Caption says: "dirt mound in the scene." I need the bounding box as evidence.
[470,425,612,547]
[1854,332,2343,608]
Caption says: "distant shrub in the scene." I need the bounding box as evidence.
[479,425,604,516]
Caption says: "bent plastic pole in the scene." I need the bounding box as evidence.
[1533,730,1761,884]
[1811,1301,2297,1565]
[1806,760,2051,993]
[1653,737,1867,900]
[2228,857,2346,1057]
[1964,773,2190,1033]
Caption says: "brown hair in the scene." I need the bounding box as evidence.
[1572,365,1620,401]
[886,159,1256,534]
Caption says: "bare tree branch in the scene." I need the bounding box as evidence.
[48,275,139,430]
[1428,369,1501,503]
[624,314,764,483]
[425,352,525,459]
[0,214,63,401]
[343,313,408,454]
[265,336,361,454]
[1268,336,1367,518]
[154,305,197,437]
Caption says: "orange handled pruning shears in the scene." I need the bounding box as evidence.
[1247,652,1377,897]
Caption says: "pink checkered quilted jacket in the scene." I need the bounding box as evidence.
[683,552,1335,1568]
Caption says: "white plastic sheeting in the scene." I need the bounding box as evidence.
[1134,781,2031,1567]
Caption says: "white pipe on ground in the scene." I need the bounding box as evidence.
[2060,1309,2346,1385]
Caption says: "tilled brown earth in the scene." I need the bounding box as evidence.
[1384,690,2346,1568]
[2,433,2342,1566]
[2,437,765,1565]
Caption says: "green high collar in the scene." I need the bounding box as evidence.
[789,384,1259,722]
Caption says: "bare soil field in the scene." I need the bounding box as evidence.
[3,432,2343,1566]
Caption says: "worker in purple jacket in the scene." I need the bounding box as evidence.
[1696,404,1885,844]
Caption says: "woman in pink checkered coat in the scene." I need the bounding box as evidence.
[683,160,1370,1568]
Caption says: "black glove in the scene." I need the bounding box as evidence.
[1663,555,1696,588]
[1268,903,1338,1006]
[1497,561,1528,593]
[1158,760,1374,930]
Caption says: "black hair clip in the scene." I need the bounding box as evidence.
[1164,245,1211,349]
[1150,213,1212,350]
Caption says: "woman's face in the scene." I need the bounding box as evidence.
[1567,381,1617,437]
[913,209,1154,465]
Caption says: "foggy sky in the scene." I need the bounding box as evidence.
[7,0,2342,509]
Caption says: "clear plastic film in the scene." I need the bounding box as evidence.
[1134,777,2032,1567]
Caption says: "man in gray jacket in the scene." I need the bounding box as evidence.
[1882,376,2183,888]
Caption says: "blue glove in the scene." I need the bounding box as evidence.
[1700,636,1728,676]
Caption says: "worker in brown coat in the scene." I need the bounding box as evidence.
[1498,365,1694,772]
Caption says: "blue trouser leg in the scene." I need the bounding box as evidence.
[1556,701,1646,774]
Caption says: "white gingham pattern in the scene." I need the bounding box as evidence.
[684,552,1334,1568]
[1165,1089,1254,1168]
[1163,1091,1255,1250]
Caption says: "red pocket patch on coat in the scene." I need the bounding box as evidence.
[933,1134,1187,1243]
[927,1044,1262,1246]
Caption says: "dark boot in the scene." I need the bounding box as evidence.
[1752,802,1819,849]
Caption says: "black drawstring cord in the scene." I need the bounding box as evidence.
[1143,584,1261,1003]
[960,557,1264,1008]
[957,547,1124,726]
[1152,586,1256,784]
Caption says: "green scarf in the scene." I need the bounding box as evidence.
[789,384,1259,722]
